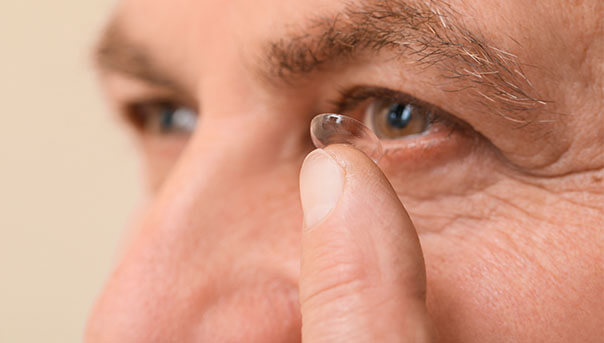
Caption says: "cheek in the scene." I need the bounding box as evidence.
[380,129,502,233]
[411,168,603,341]
[421,221,602,342]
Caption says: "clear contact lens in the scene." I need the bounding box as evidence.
[310,113,383,163]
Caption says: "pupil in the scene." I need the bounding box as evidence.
[160,107,175,132]
[386,103,412,129]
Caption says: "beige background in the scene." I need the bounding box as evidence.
[0,0,141,341]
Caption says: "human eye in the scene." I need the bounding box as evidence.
[124,99,198,137]
[332,86,463,141]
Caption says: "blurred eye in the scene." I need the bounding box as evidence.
[128,101,197,136]
[365,98,430,139]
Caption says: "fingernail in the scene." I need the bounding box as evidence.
[300,149,345,229]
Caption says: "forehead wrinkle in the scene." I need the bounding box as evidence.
[261,0,549,123]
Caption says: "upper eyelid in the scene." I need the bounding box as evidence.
[332,86,429,113]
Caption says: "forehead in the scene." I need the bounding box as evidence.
[118,0,343,35]
[114,0,346,79]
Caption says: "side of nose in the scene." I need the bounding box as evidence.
[86,110,309,342]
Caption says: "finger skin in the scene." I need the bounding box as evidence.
[299,144,435,343]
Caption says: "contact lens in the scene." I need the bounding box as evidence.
[310,113,383,163]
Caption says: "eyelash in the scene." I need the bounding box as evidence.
[330,86,462,132]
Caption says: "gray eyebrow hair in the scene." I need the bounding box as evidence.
[263,0,547,123]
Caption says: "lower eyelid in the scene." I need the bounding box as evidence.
[378,123,474,171]
[380,121,451,146]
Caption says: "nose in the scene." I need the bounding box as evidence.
[86,109,309,342]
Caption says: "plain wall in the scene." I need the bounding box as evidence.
[0,0,141,341]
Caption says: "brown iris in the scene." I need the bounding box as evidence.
[367,99,430,139]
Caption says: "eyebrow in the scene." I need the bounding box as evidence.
[95,0,547,122]
[262,0,547,121]
[94,20,183,91]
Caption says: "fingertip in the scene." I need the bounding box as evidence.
[299,148,345,229]
[299,144,434,342]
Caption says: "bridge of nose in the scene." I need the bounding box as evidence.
[87,109,307,342]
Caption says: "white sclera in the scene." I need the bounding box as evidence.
[310,113,384,163]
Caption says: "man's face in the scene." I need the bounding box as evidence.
[87,0,603,341]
